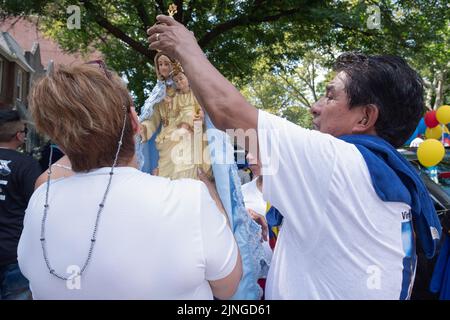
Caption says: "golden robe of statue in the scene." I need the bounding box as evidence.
[140,89,212,180]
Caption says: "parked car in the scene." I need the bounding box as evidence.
[399,148,450,299]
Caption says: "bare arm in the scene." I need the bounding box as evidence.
[197,168,243,299]
[147,15,257,132]
[209,251,242,299]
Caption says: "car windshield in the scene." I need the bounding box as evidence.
[435,159,450,194]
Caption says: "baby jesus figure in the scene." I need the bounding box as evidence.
[140,62,212,180]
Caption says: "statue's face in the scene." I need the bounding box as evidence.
[157,55,172,79]
[174,73,189,93]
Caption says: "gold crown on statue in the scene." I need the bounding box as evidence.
[171,60,184,76]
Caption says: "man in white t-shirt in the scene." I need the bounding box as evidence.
[148,17,442,300]
[19,63,242,300]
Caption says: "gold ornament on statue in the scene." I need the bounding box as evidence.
[171,61,184,76]
[194,104,200,117]
[168,4,177,17]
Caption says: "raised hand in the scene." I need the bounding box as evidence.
[247,208,269,242]
[147,15,200,63]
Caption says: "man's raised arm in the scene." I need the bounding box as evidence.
[147,15,257,132]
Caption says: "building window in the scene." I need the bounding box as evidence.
[0,58,3,94]
[16,69,23,101]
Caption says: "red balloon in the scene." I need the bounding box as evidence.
[424,111,439,128]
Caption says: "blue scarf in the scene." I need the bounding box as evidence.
[205,116,269,299]
[266,134,442,259]
[339,134,442,259]
[266,206,283,236]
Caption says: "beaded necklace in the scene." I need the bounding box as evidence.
[40,110,128,280]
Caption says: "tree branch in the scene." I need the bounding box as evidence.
[279,74,311,108]
[294,68,316,101]
[81,0,154,60]
[155,0,165,15]
[333,22,375,38]
[132,0,152,29]
[174,0,183,22]
[198,7,300,47]
[311,62,318,101]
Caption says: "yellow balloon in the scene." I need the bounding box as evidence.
[417,139,445,167]
[425,125,443,139]
[436,105,450,124]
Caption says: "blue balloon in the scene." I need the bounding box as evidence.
[404,118,426,146]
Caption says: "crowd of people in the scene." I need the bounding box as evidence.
[0,15,447,300]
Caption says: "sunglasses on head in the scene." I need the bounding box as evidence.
[13,126,27,137]
[85,60,134,113]
[85,60,112,80]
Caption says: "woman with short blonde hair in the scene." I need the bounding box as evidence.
[30,64,136,172]
[18,63,242,300]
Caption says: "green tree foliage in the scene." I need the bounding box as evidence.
[242,0,449,124]
[1,0,448,114]
[313,0,450,109]
[1,0,336,109]
[240,51,330,127]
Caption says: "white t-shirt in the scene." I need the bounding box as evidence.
[258,110,416,300]
[18,167,238,300]
[241,178,266,217]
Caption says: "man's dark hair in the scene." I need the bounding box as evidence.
[0,109,21,123]
[0,109,24,142]
[334,52,425,148]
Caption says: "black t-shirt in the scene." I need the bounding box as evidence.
[0,148,42,266]
[38,143,64,172]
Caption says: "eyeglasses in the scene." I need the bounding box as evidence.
[14,126,27,137]
[85,60,112,80]
[85,60,133,113]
